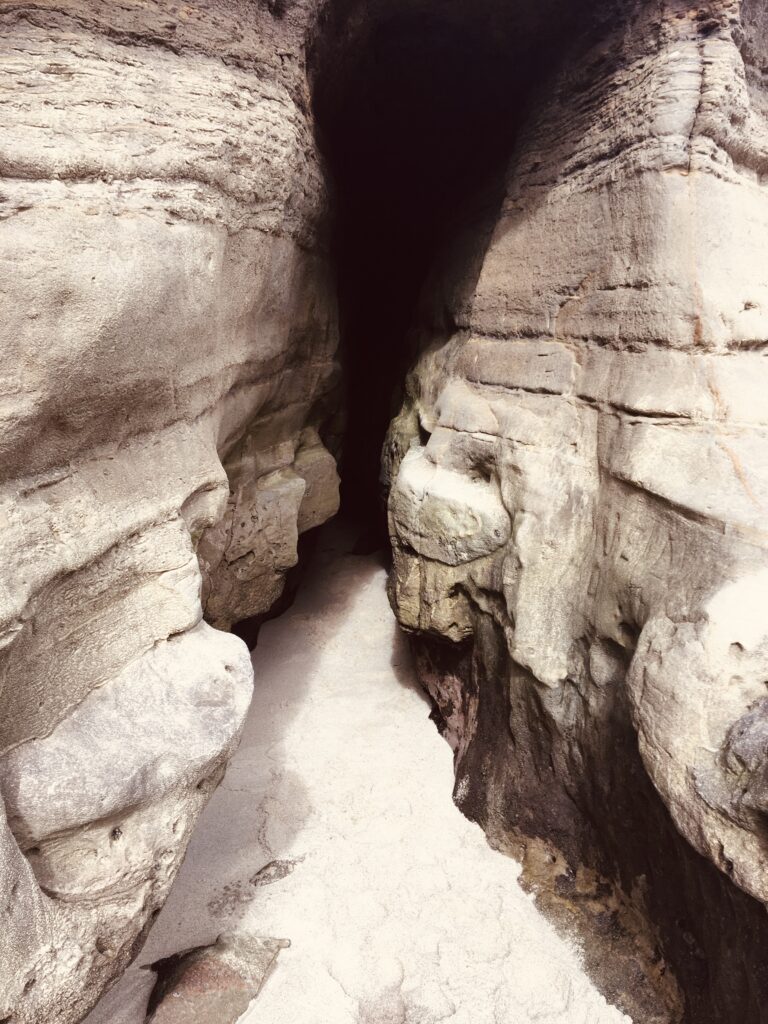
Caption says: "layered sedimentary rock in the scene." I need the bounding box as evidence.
[386,1,768,1020]
[0,3,338,1021]
[5,0,768,1020]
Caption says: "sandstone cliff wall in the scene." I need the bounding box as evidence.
[386,1,768,1019]
[0,3,339,1020]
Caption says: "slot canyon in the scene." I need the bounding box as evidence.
[2,1,768,1022]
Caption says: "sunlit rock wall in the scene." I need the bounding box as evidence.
[386,1,768,1019]
[0,2,339,1021]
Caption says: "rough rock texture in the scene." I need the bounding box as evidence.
[0,3,339,1021]
[146,934,287,1023]
[385,1,768,1020]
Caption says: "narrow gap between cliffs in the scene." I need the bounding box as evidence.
[309,0,584,544]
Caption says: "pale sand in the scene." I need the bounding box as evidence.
[86,527,630,1024]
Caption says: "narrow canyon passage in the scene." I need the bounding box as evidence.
[310,0,586,531]
[6,4,768,1024]
[88,525,628,1024]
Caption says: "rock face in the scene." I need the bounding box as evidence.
[0,3,339,1021]
[146,934,288,1023]
[385,0,768,1020]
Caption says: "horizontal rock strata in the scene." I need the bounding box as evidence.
[385,1,768,1020]
[0,2,339,1020]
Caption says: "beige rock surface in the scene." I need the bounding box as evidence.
[386,1,768,1019]
[0,2,339,1020]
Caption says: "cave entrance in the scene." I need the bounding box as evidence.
[309,0,584,539]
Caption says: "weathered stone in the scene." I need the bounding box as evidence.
[385,2,768,1020]
[0,1,339,1019]
[147,934,287,1024]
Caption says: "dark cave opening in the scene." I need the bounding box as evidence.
[310,0,585,537]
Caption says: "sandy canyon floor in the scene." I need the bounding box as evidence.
[86,526,629,1024]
